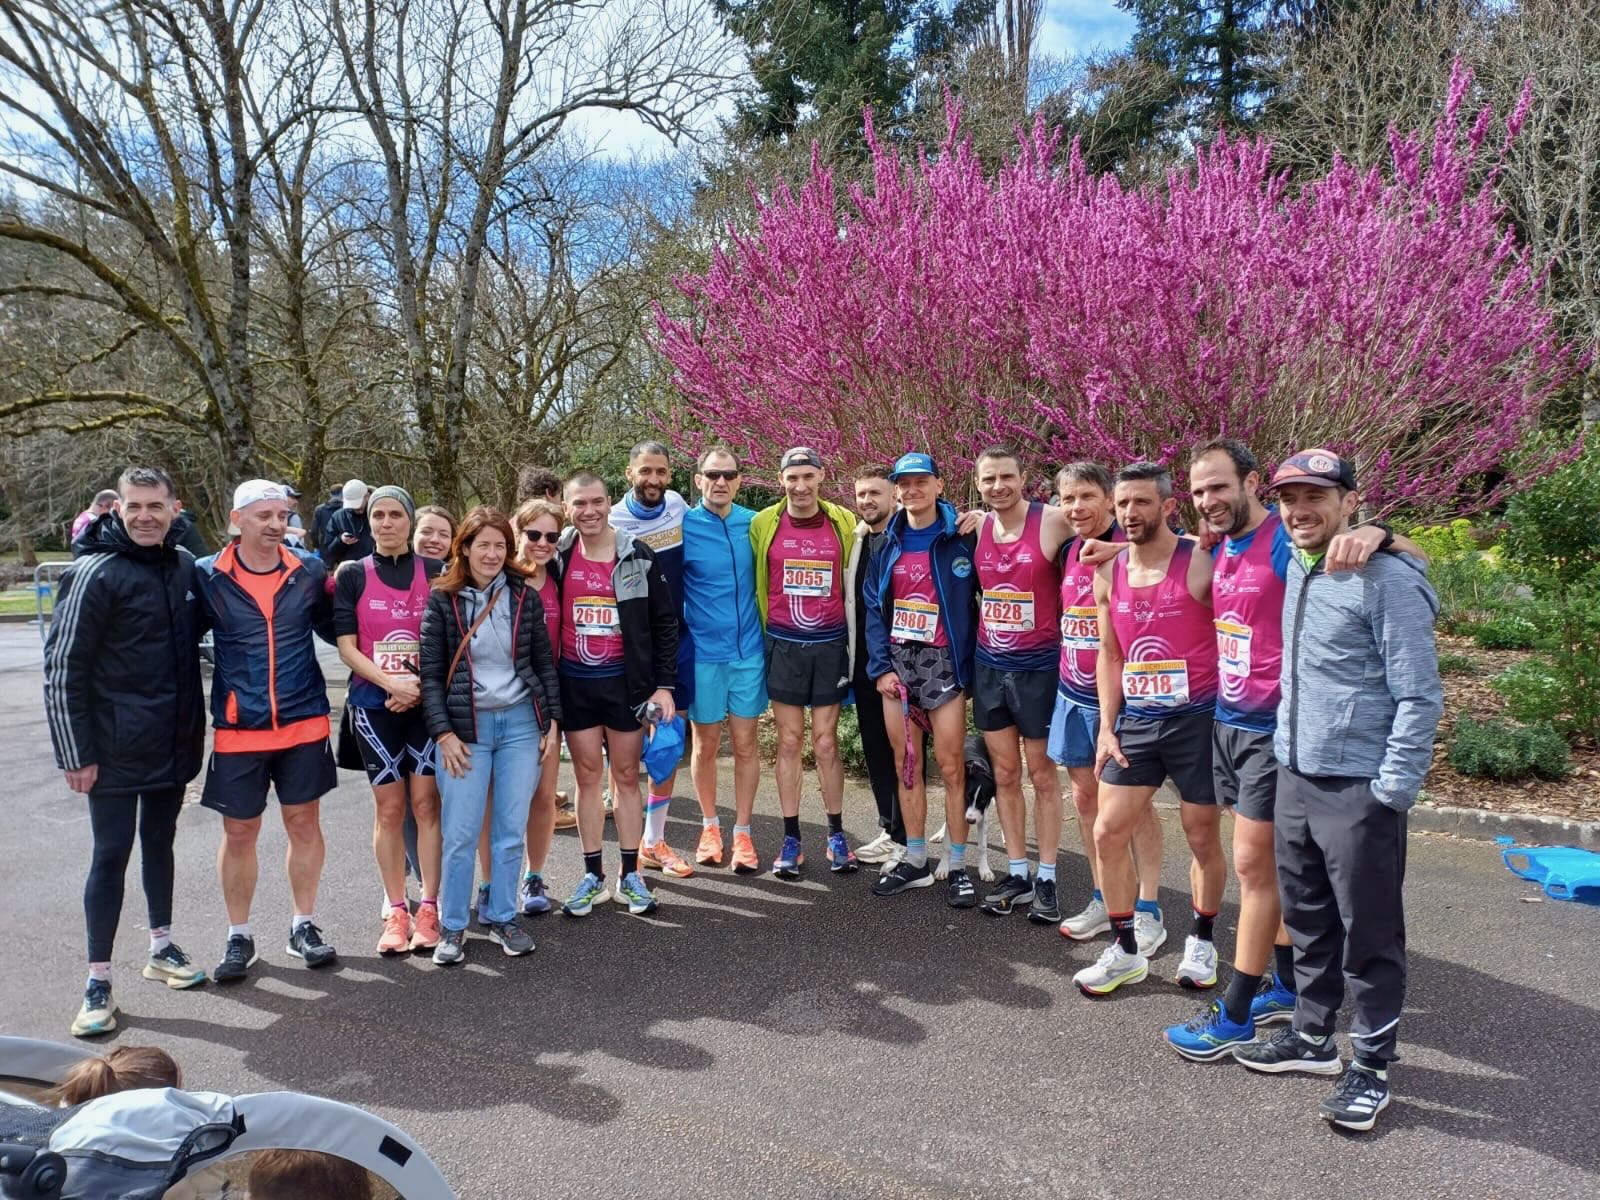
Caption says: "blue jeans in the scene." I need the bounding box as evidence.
[438,702,543,931]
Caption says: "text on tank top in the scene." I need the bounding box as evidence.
[975,502,1061,666]
[1109,539,1217,718]
[1212,512,1286,718]
[766,508,846,641]
[353,556,430,707]
[1058,524,1124,701]
[889,546,948,648]
[562,547,626,671]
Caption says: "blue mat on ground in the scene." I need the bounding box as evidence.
[1500,843,1600,905]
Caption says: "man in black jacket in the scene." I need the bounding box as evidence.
[554,471,678,918]
[44,466,208,1039]
[310,485,342,552]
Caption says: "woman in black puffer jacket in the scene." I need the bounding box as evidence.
[419,507,560,965]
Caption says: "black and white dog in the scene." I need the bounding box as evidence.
[930,735,997,882]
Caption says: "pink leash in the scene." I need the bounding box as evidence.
[898,682,931,788]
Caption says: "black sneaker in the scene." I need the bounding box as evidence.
[1232,1026,1343,1075]
[1319,1064,1391,1131]
[286,922,338,969]
[871,860,934,897]
[1026,878,1060,924]
[214,934,257,983]
[946,867,977,908]
[979,873,1034,915]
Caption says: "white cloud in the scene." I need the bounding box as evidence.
[1035,0,1136,60]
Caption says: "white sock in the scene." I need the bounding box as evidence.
[702,815,721,829]
[88,962,112,984]
[734,824,752,838]
[292,913,314,932]
[228,923,252,939]
[643,793,670,846]
[149,927,171,953]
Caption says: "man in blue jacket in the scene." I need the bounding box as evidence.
[681,446,767,873]
[862,454,981,907]
[1232,450,1442,1133]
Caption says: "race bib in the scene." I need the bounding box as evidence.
[981,589,1036,632]
[573,596,620,637]
[782,559,834,597]
[891,598,940,644]
[1060,605,1099,650]
[1122,660,1191,707]
[1215,619,1252,679]
[374,636,420,676]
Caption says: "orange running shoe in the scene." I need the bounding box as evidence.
[730,831,760,875]
[640,841,694,878]
[377,906,412,956]
[410,902,442,951]
[695,825,724,866]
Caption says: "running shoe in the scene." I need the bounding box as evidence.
[1027,879,1060,925]
[377,907,413,956]
[432,928,466,966]
[1073,944,1149,997]
[854,831,896,864]
[826,831,859,873]
[488,920,535,956]
[603,786,615,817]
[1250,974,1296,1027]
[1134,908,1168,958]
[562,873,610,917]
[143,942,206,989]
[979,873,1034,915]
[615,871,660,916]
[871,860,934,897]
[1060,896,1110,940]
[1175,935,1218,989]
[695,825,724,866]
[214,934,257,983]
[641,840,695,878]
[520,872,552,915]
[730,831,760,874]
[410,903,442,951]
[1319,1065,1391,1132]
[946,867,977,908]
[473,881,492,929]
[553,792,578,830]
[771,836,805,879]
[1164,999,1256,1062]
[286,921,338,969]
[70,980,117,1038]
[877,842,909,876]
[1232,1026,1343,1076]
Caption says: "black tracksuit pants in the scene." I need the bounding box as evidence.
[84,787,183,962]
[853,662,905,843]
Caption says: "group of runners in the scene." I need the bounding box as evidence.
[42,436,1442,1133]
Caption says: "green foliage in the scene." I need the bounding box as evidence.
[1405,519,1515,633]
[1472,611,1540,651]
[1488,586,1600,741]
[1436,651,1476,675]
[1501,440,1600,590]
[1448,716,1570,781]
[836,702,868,777]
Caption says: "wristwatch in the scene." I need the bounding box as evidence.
[1368,521,1396,553]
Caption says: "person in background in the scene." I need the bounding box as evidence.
[311,485,343,552]
[70,490,119,542]
[322,479,374,570]
[517,466,562,504]
[43,1045,181,1106]
[282,484,307,549]
[848,465,906,867]
[170,500,212,559]
[247,1150,373,1200]
[414,506,456,563]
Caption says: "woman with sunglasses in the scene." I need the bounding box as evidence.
[420,507,561,964]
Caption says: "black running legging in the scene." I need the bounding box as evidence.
[84,788,183,962]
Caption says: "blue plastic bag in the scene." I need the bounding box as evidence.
[1501,845,1600,905]
[642,715,686,787]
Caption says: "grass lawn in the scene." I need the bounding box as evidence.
[0,590,42,616]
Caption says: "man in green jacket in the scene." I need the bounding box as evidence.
[751,447,861,880]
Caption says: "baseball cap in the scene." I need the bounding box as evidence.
[280,482,302,499]
[889,452,939,481]
[232,479,290,512]
[1264,449,1358,493]
[779,446,823,472]
[341,478,369,509]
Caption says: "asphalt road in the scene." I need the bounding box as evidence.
[3,625,1597,1198]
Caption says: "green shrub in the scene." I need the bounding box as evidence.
[1492,659,1568,726]
[1448,716,1570,781]
[836,703,867,778]
[1502,441,1600,589]
[1489,591,1600,742]
[1471,610,1540,651]
[1406,519,1516,632]
[1437,652,1476,675]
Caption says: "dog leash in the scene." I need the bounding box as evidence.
[898,682,931,788]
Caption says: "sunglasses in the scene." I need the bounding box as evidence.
[700,469,740,482]
[522,529,561,544]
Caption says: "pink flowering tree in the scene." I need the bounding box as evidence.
[655,65,1583,516]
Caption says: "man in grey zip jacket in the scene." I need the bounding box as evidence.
[1232,449,1442,1134]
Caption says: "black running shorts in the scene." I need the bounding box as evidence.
[766,635,850,708]
[560,672,640,734]
[1100,709,1216,805]
[201,738,338,820]
[971,661,1055,740]
[1212,723,1277,821]
[888,642,963,712]
[350,704,437,785]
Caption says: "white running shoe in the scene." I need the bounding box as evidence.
[1073,944,1149,996]
[1175,935,1219,989]
[1134,909,1168,958]
[854,831,896,864]
[877,842,909,877]
[1059,896,1110,940]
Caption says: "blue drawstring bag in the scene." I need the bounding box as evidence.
[1501,843,1600,905]
[642,715,686,786]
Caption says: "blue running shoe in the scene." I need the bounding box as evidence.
[520,871,552,915]
[771,835,805,879]
[1250,975,1296,1027]
[615,871,659,916]
[561,873,610,917]
[1164,999,1256,1062]
[826,831,858,873]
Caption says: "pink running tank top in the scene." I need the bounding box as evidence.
[351,556,430,709]
[974,502,1061,671]
[888,547,949,648]
[1057,525,1125,704]
[765,509,846,642]
[1212,512,1288,732]
[562,547,625,673]
[1108,539,1217,719]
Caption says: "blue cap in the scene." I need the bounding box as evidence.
[889,452,939,481]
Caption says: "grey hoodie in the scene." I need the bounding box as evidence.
[1275,550,1443,810]
[459,574,529,711]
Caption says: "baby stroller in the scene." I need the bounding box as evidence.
[0,1036,454,1199]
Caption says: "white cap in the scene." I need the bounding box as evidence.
[342,478,369,509]
[232,479,290,512]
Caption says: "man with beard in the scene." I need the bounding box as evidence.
[609,441,696,878]
[849,465,907,865]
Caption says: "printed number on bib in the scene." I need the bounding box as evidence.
[1121,660,1190,708]
[1060,606,1099,650]
[981,589,1036,632]
[782,559,834,598]
[1215,620,1252,679]
[573,596,620,637]
[891,599,940,644]
[374,637,420,676]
